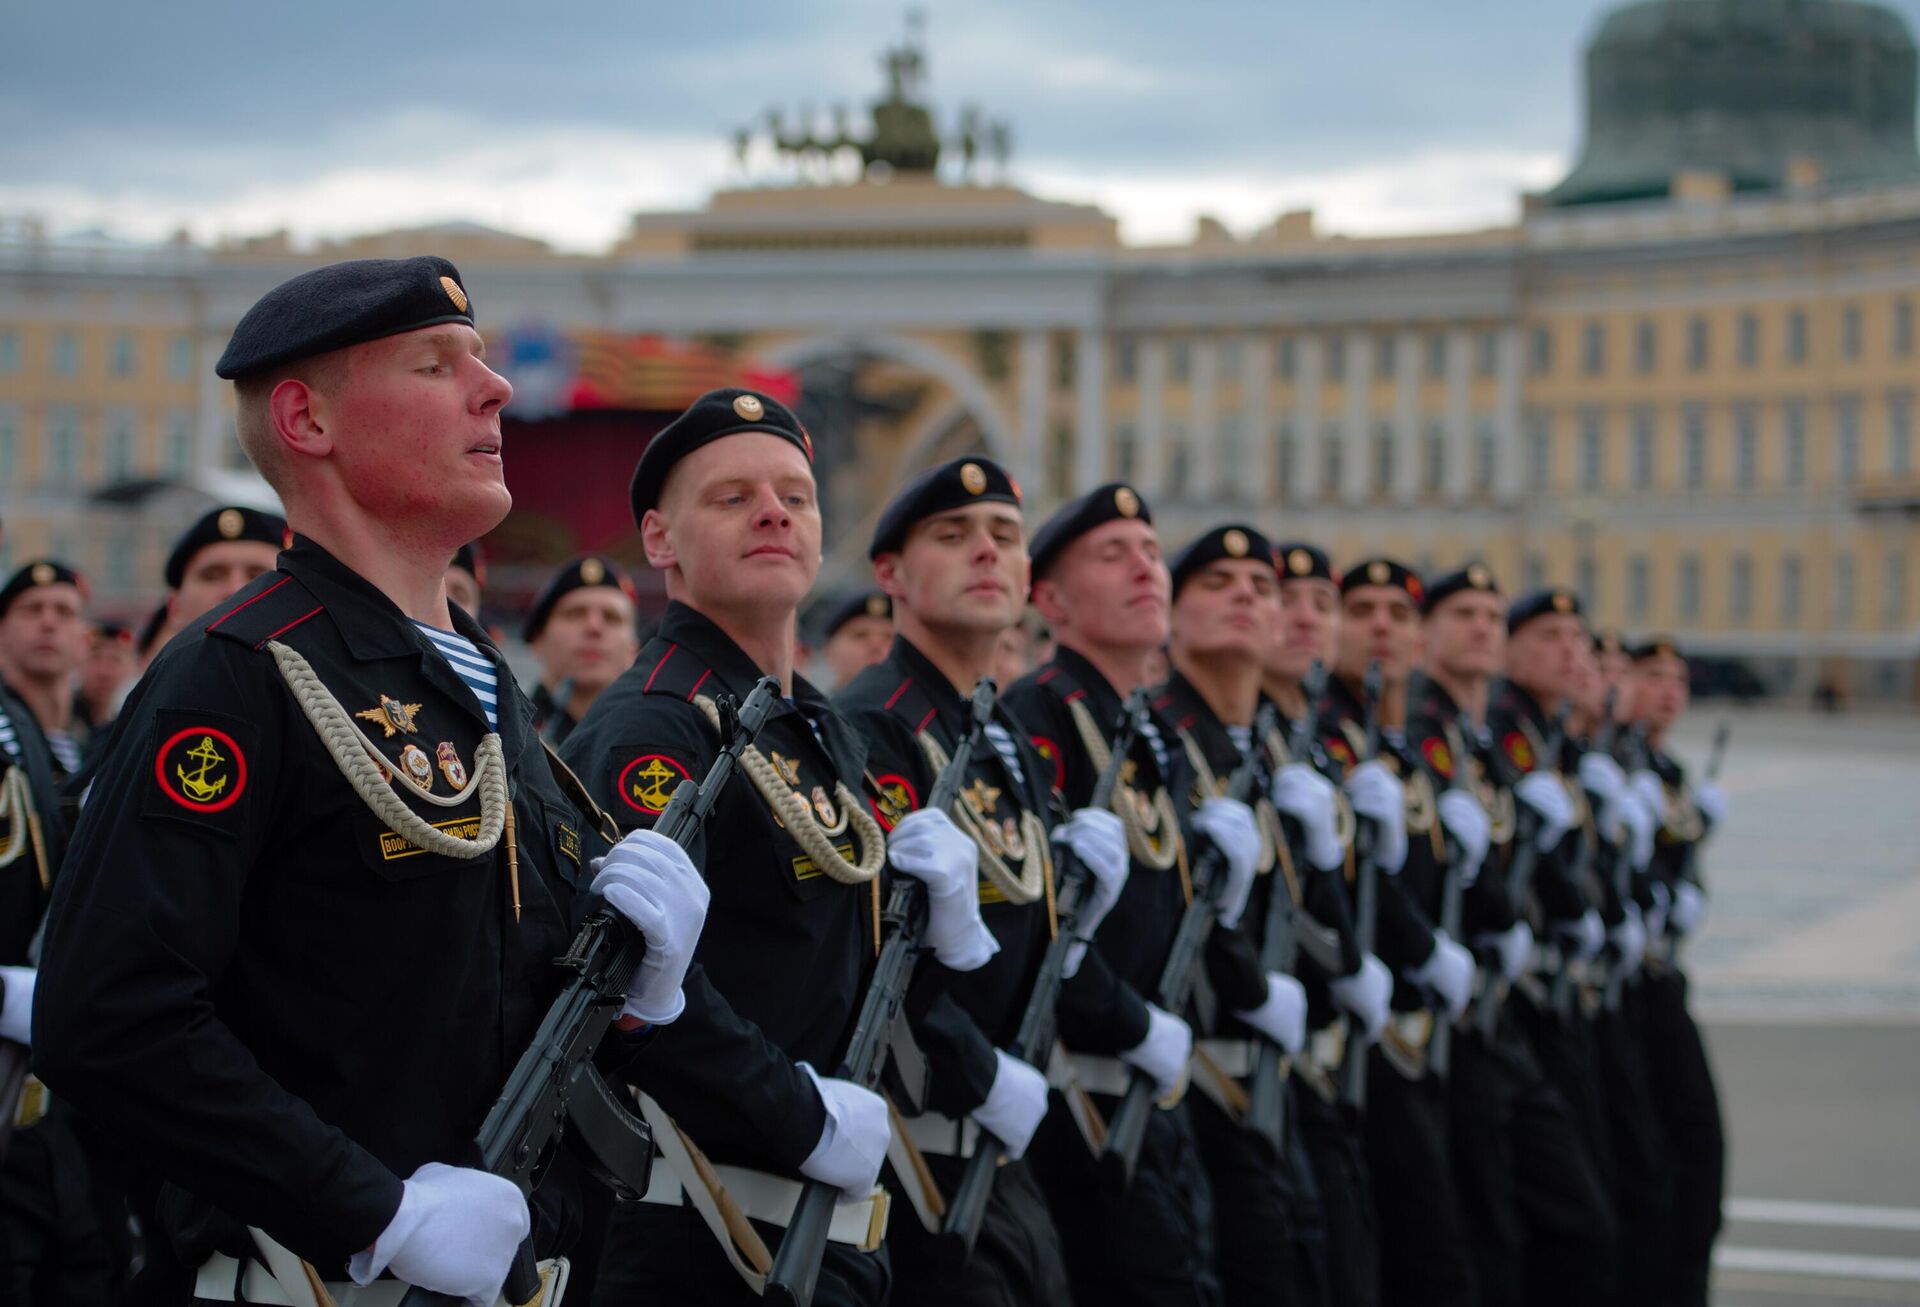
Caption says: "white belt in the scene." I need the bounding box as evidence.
[641,1154,887,1254]
[1194,1038,1254,1078]
[193,1246,567,1306]
[898,1109,981,1160]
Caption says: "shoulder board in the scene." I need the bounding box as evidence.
[202,572,325,651]
[633,639,719,703]
[1033,661,1090,705]
[874,674,941,737]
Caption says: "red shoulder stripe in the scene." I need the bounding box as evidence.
[642,643,678,692]
[204,576,293,633]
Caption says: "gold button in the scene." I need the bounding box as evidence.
[960,462,988,494]
[1114,486,1140,518]
[1223,529,1249,558]
[580,558,606,585]
[217,508,245,539]
[733,394,765,421]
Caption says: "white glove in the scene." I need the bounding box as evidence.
[1645,881,1672,939]
[348,1162,530,1307]
[1234,971,1308,1055]
[1344,761,1408,874]
[970,1050,1048,1160]
[590,829,711,1024]
[1671,881,1708,936]
[1329,953,1392,1044]
[1609,905,1646,973]
[1516,771,1575,852]
[1579,752,1629,843]
[1477,921,1534,983]
[0,966,35,1046]
[1120,1004,1192,1101]
[1193,797,1259,928]
[1559,909,1606,962]
[1271,763,1343,871]
[1409,930,1475,1022]
[1435,789,1491,886]
[1620,783,1656,872]
[1058,807,1128,979]
[1694,781,1727,829]
[798,1064,890,1203]
[1628,770,1667,867]
[888,809,998,972]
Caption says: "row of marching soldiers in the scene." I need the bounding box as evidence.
[0,257,1725,1307]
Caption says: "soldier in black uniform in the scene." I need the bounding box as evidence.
[838,456,1121,1305]
[1155,524,1336,1307]
[524,555,641,747]
[1622,636,1727,1307]
[565,389,995,1307]
[0,563,91,781]
[1407,572,1618,1307]
[32,256,711,1306]
[1319,558,1478,1307]
[817,592,894,691]
[1262,541,1389,1307]
[1004,483,1227,1307]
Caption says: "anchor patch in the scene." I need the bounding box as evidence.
[152,714,251,818]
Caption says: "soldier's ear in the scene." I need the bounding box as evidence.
[640,507,676,571]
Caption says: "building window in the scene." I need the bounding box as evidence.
[1633,320,1656,374]
[163,410,194,476]
[1738,312,1760,368]
[1575,555,1598,611]
[1780,555,1803,626]
[1274,337,1295,381]
[1523,553,1546,592]
[1323,424,1343,493]
[1896,299,1914,359]
[47,407,80,484]
[1729,554,1753,626]
[1577,408,1604,492]
[1734,404,1758,488]
[1836,397,1861,483]
[1219,418,1247,503]
[1424,332,1446,380]
[0,330,18,376]
[1425,421,1447,494]
[1325,336,1346,382]
[103,409,136,481]
[1888,390,1912,477]
[1273,422,1295,498]
[1679,555,1702,620]
[1842,304,1863,361]
[1375,333,1396,378]
[1628,554,1651,620]
[1687,316,1710,372]
[109,332,136,379]
[1114,423,1137,482]
[1833,553,1856,625]
[1116,339,1139,383]
[1631,407,1655,490]
[1474,419,1496,492]
[1475,330,1498,379]
[0,408,15,481]
[1166,425,1190,497]
[53,330,79,378]
[1884,552,1908,629]
[1372,422,1394,496]
[1054,337,1077,389]
[169,334,195,381]
[1218,339,1243,380]
[1582,321,1606,375]
[1786,309,1808,364]
[1683,407,1707,489]
[1168,339,1192,385]
[106,530,136,590]
[1529,326,1552,376]
[1526,412,1551,492]
[1784,400,1807,486]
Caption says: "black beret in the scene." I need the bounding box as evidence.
[1628,634,1684,662]
[820,591,893,640]
[451,541,487,586]
[1273,541,1338,586]
[92,620,133,647]
[522,555,638,642]
[1169,524,1276,597]
[165,505,289,587]
[630,387,814,525]
[1340,557,1424,604]
[1592,627,1626,656]
[1507,587,1584,634]
[136,602,170,657]
[1028,482,1153,585]
[0,559,87,619]
[216,256,476,380]
[1420,562,1501,616]
[869,457,1023,559]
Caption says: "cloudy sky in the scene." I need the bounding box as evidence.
[8,0,1920,250]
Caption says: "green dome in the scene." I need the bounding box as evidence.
[1548,0,1920,206]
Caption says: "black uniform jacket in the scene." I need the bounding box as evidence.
[1316,673,1443,1001]
[1405,673,1524,943]
[529,682,579,748]
[1000,645,1192,1058]
[1,677,69,964]
[1486,679,1591,928]
[33,539,594,1270]
[837,635,1056,1118]
[563,600,912,1174]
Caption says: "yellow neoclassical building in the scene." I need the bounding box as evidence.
[0,0,1916,699]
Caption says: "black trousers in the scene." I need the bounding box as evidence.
[1028,1096,1221,1307]
[1639,969,1725,1307]
[1294,1081,1378,1307]
[0,1106,130,1307]
[1188,1084,1332,1307]
[590,1202,889,1307]
[1514,995,1617,1201]
[1448,1016,1617,1307]
[1597,988,1676,1307]
[1362,1052,1477,1307]
[887,1153,1072,1307]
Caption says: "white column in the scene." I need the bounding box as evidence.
[1494,324,1524,503]
[1190,337,1219,502]
[1443,327,1473,505]
[1241,334,1271,508]
[1341,329,1373,506]
[1017,328,1047,494]
[1074,328,1107,494]
[1291,335,1323,505]
[1392,329,1421,505]
[1138,336,1168,496]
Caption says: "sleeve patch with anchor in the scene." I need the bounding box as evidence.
[618,753,693,815]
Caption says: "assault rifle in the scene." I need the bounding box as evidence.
[763,679,998,1307]
[937,688,1149,1265]
[1553,689,1620,1019]
[400,677,781,1307]
[1241,661,1331,1152]
[1470,699,1569,1042]
[1424,716,1479,1083]
[1335,662,1386,1112]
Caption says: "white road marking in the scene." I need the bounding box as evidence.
[1727,1199,1920,1233]
[1715,1247,1920,1284]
